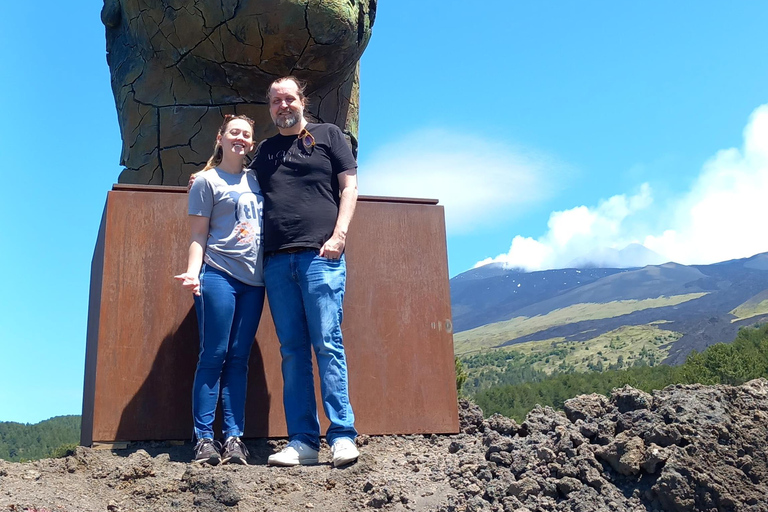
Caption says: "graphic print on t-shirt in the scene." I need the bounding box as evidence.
[267,147,311,168]
[233,191,263,247]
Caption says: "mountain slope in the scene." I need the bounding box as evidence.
[451,252,768,363]
[451,265,627,332]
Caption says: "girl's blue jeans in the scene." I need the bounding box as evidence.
[192,264,265,440]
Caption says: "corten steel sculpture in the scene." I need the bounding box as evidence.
[101,0,376,185]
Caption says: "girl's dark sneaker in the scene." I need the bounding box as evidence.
[222,436,249,465]
[194,438,222,465]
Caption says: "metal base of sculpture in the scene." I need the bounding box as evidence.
[82,186,458,444]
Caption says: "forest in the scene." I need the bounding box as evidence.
[0,415,80,462]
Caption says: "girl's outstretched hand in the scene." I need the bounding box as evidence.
[174,273,201,296]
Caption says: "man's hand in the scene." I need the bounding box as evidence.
[187,173,198,192]
[174,272,201,296]
[319,235,345,259]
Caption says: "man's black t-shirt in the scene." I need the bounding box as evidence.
[249,123,358,254]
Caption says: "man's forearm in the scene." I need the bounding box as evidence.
[333,186,358,240]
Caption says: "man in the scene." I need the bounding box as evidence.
[252,76,360,467]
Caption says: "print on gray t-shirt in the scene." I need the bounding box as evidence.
[188,168,264,286]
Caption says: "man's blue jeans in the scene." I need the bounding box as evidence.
[192,264,265,440]
[264,250,357,450]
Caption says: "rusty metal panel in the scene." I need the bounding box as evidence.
[343,202,458,434]
[82,187,458,444]
[80,206,107,446]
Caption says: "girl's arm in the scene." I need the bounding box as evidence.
[174,215,210,296]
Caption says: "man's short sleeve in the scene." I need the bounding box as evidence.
[188,174,213,217]
[328,125,358,174]
[248,140,267,171]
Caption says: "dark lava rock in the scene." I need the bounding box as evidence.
[611,385,653,413]
[459,398,486,434]
[457,379,768,511]
[486,413,519,436]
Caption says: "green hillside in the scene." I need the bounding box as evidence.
[495,324,678,374]
[460,324,680,395]
[453,293,707,355]
[730,290,768,322]
[0,415,80,462]
[471,323,768,422]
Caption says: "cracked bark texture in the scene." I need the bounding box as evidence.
[102,0,377,185]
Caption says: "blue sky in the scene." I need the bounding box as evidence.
[1,1,767,423]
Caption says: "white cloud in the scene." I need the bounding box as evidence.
[643,104,768,264]
[478,103,768,271]
[358,129,565,234]
[476,184,654,270]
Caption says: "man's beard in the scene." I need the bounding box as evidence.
[275,111,300,129]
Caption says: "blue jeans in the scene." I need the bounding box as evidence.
[264,250,357,450]
[192,265,265,440]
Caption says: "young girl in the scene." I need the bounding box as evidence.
[175,114,264,465]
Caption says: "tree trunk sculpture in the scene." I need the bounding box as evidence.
[101,0,377,185]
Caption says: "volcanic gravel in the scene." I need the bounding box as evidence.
[3,379,768,511]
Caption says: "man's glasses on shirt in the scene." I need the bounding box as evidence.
[299,128,315,150]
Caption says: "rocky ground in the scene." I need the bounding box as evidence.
[3,379,768,512]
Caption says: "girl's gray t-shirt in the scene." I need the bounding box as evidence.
[188,168,264,286]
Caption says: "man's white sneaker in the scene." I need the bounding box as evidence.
[331,438,359,467]
[267,440,319,466]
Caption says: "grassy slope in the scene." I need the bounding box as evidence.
[458,323,681,396]
[454,293,707,355]
[730,291,768,322]
[473,323,768,422]
[731,301,768,322]
[497,324,679,374]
